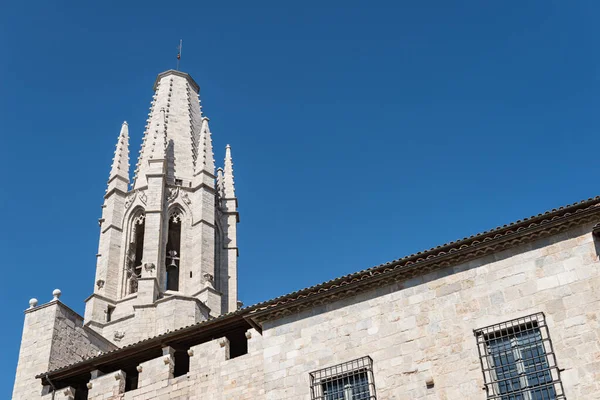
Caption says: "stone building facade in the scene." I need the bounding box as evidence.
[12,69,600,400]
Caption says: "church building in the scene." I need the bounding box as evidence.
[12,69,600,399]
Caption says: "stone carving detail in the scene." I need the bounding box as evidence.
[167,186,179,203]
[139,191,147,205]
[126,265,139,293]
[124,191,137,210]
[114,331,125,341]
[182,192,191,205]
[131,213,145,238]
[96,279,105,289]
[63,387,75,400]
[144,262,156,273]
[169,208,183,223]
[203,273,214,288]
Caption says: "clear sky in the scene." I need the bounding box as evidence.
[1,1,599,396]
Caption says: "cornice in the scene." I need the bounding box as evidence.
[153,70,200,92]
[104,187,128,200]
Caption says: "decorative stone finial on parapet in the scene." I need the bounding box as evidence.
[29,298,38,309]
[52,289,62,301]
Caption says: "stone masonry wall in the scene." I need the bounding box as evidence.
[80,329,264,400]
[91,295,208,346]
[258,222,600,399]
[49,305,116,371]
[38,222,600,399]
[12,301,116,400]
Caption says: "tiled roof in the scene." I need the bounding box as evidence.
[39,196,600,382]
[247,196,600,321]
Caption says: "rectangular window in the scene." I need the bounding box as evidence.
[474,313,566,400]
[310,356,376,400]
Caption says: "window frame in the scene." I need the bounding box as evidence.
[474,312,566,400]
[309,356,377,400]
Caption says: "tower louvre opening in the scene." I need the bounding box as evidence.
[166,210,182,292]
[127,212,145,295]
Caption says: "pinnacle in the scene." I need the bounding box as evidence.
[134,70,204,189]
[223,145,235,198]
[198,118,215,175]
[108,122,130,182]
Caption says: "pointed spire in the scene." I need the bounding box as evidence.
[134,71,203,189]
[216,168,225,198]
[109,122,130,182]
[199,117,215,174]
[223,145,235,198]
[155,112,168,160]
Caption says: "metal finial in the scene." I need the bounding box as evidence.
[176,39,182,71]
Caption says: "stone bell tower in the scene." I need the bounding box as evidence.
[84,70,239,345]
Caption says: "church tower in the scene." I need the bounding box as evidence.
[84,70,239,345]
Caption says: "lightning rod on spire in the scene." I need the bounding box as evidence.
[176,39,183,71]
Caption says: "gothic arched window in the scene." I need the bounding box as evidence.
[166,209,182,291]
[214,220,223,292]
[127,211,145,295]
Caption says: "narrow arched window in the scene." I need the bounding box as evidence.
[127,212,145,294]
[166,210,182,291]
[214,221,222,292]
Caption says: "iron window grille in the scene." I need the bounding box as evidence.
[310,356,377,400]
[474,313,566,400]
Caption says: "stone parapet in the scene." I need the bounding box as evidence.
[88,370,126,400]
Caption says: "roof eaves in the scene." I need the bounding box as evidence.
[247,196,600,322]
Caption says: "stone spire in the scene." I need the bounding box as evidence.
[198,117,215,175]
[108,122,130,183]
[223,145,236,198]
[133,70,203,189]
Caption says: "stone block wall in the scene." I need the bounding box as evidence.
[22,223,600,399]
[12,300,116,400]
[88,295,209,346]
[82,329,264,400]
[88,371,125,400]
[41,386,76,400]
[258,222,600,399]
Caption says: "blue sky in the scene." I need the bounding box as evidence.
[1,0,599,396]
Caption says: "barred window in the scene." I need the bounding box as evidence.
[474,313,566,400]
[310,356,377,400]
